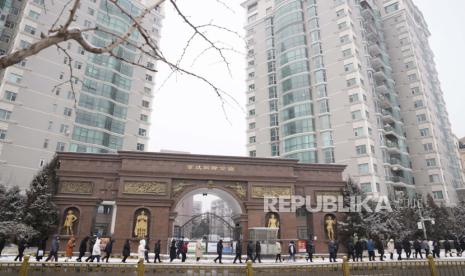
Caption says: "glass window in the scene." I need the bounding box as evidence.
[7,73,22,84]
[282,88,311,106]
[385,2,399,13]
[351,110,362,120]
[420,128,430,137]
[342,48,352,57]
[429,174,440,183]
[249,122,256,129]
[416,113,427,122]
[314,69,326,83]
[426,158,436,167]
[315,85,327,98]
[356,145,367,155]
[319,99,329,113]
[271,143,280,156]
[283,119,315,135]
[432,191,444,200]
[321,131,333,147]
[269,86,278,98]
[249,136,256,143]
[249,150,256,157]
[270,113,279,126]
[284,135,316,152]
[354,127,364,137]
[0,129,6,140]
[56,142,66,151]
[349,93,359,103]
[282,102,312,120]
[423,143,433,152]
[319,115,331,129]
[64,107,72,117]
[3,91,17,101]
[344,63,354,72]
[138,128,147,136]
[360,183,372,193]
[358,163,369,174]
[323,148,335,163]
[269,100,278,112]
[346,78,357,87]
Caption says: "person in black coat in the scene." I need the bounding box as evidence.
[328,240,337,263]
[377,239,385,261]
[306,239,315,262]
[214,240,223,264]
[245,241,254,262]
[444,239,452,257]
[36,239,47,262]
[85,236,96,262]
[394,240,403,260]
[122,239,131,263]
[454,238,461,257]
[355,240,364,262]
[144,238,151,263]
[347,239,355,262]
[14,238,27,262]
[76,236,89,262]
[101,238,115,263]
[414,239,422,259]
[460,238,465,256]
[169,239,177,262]
[154,240,162,263]
[432,240,440,258]
[176,237,184,259]
[0,236,5,257]
[253,241,262,263]
[233,240,242,264]
[402,238,411,259]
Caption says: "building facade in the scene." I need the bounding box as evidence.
[242,0,464,204]
[0,0,162,189]
[52,151,346,254]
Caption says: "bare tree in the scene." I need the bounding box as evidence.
[0,0,242,103]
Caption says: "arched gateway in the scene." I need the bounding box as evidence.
[52,151,345,254]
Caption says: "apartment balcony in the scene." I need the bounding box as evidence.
[375,83,388,94]
[378,94,392,108]
[371,55,389,70]
[385,176,412,185]
[374,69,388,82]
[361,7,375,21]
[368,43,382,56]
[382,110,395,124]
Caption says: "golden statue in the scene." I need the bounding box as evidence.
[267,213,279,228]
[63,210,78,235]
[325,216,336,240]
[134,210,148,238]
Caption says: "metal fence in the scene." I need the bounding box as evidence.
[1,255,464,276]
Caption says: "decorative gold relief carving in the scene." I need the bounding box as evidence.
[225,182,247,199]
[172,182,193,198]
[251,186,291,198]
[123,181,167,195]
[59,181,93,194]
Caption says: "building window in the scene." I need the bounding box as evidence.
[249,109,256,116]
[64,108,72,117]
[358,163,369,174]
[145,74,153,82]
[74,61,82,69]
[271,143,280,156]
[249,122,256,129]
[426,158,436,167]
[60,124,70,135]
[346,78,357,87]
[137,143,145,151]
[385,2,399,14]
[420,128,430,137]
[269,100,278,112]
[323,148,335,163]
[142,100,150,108]
[349,93,359,103]
[4,91,17,102]
[0,109,12,120]
[140,114,148,122]
[88,7,95,15]
[351,110,362,120]
[270,128,279,141]
[429,174,440,183]
[414,100,424,108]
[344,63,354,72]
[28,10,40,19]
[360,183,372,193]
[43,139,49,149]
[138,128,147,136]
[336,9,346,17]
[56,142,66,151]
[321,131,333,147]
[354,127,364,137]
[407,73,418,82]
[24,25,36,35]
[249,150,256,157]
[423,143,433,152]
[342,48,352,57]
[319,115,331,129]
[416,114,427,123]
[248,96,255,104]
[7,73,22,84]
[340,35,350,44]
[319,99,330,113]
[0,129,7,140]
[356,145,367,155]
[249,136,256,144]
[432,191,444,200]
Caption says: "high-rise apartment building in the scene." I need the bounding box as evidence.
[0,0,162,189]
[242,0,464,204]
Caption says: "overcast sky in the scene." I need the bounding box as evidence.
[148,0,465,156]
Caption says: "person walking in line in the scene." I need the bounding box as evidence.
[0,236,5,257]
[245,241,254,262]
[122,239,131,263]
[253,241,262,263]
[214,240,223,264]
[403,238,411,259]
[275,241,282,263]
[367,238,375,261]
[195,240,203,262]
[138,239,146,263]
[85,236,96,262]
[101,238,115,263]
[144,238,151,263]
[76,236,89,262]
[65,236,75,262]
[422,239,430,257]
[387,239,395,260]
[347,239,355,262]
[181,240,188,263]
[355,239,364,262]
[454,238,461,257]
[444,239,452,257]
[14,238,27,262]
[90,237,102,263]
[414,238,422,259]
[169,240,177,262]
[154,240,162,263]
[36,239,46,262]
[306,239,315,262]
[288,241,296,262]
[395,240,403,261]
[377,239,385,261]
[328,240,337,263]
[176,237,184,259]
[233,240,242,264]
[460,238,465,257]
[45,235,59,262]
[432,240,440,258]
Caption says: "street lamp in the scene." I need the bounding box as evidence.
[417,204,435,240]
